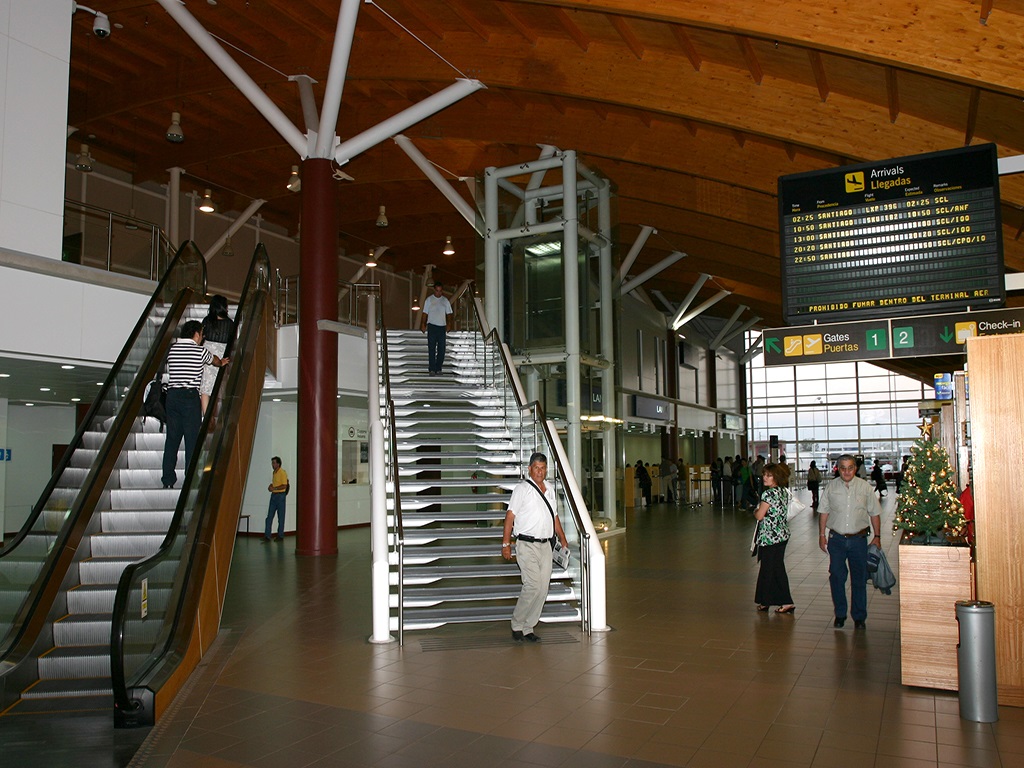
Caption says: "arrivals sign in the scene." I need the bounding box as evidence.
[762,307,1024,366]
[778,144,1005,324]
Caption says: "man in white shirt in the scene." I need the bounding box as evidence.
[818,454,883,629]
[501,452,568,642]
[420,281,453,376]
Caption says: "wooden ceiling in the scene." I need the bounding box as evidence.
[67,0,1024,381]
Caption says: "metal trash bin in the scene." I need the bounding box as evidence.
[956,600,998,722]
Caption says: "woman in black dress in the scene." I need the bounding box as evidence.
[200,294,234,415]
[753,462,795,614]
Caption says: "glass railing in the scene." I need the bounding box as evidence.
[111,244,271,727]
[0,242,207,662]
[63,200,175,281]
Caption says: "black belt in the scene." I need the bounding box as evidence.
[830,528,870,538]
[516,534,551,543]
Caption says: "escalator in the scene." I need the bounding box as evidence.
[0,243,274,726]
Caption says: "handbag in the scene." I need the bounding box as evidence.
[787,489,807,520]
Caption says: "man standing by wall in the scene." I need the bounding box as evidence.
[264,456,288,542]
[420,280,453,376]
[501,452,568,642]
[818,454,883,628]
[161,320,228,490]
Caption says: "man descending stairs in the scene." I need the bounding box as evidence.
[382,329,581,634]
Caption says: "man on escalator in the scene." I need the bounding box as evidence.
[161,320,229,490]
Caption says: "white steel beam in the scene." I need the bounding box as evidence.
[394,135,481,234]
[335,80,484,165]
[669,274,710,329]
[710,304,748,349]
[740,335,764,364]
[672,290,731,330]
[720,315,762,347]
[204,198,265,261]
[314,0,361,158]
[651,290,677,315]
[617,226,655,284]
[156,0,308,157]
[289,75,320,133]
[998,155,1024,175]
[620,251,686,295]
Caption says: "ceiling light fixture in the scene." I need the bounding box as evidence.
[365,248,377,268]
[198,189,216,214]
[166,111,184,143]
[411,299,421,311]
[74,143,94,172]
[376,205,388,228]
[286,165,301,192]
[442,235,455,256]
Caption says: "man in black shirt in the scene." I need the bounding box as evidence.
[161,320,228,489]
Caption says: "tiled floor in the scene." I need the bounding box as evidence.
[8,495,1024,767]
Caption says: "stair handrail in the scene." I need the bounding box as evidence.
[0,243,206,668]
[110,245,272,725]
[366,284,407,644]
[466,287,605,634]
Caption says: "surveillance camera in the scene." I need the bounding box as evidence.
[93,12,110,38]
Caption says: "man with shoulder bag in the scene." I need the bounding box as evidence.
[501,452,568,643]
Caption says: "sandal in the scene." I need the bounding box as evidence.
[756,604,769,612]
[775,605,796,614]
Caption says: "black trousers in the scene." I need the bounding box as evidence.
[754,540,793,607]
[162,387,201,488]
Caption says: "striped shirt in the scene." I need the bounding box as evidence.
[167,338,213,389]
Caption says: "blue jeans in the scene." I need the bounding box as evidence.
[161,388,201,488]
[427,324,446,373]
[265,493,286,539]
[827,532,869,621]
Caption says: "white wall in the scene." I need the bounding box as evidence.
[240,400,371,534]
[0,0,72,259]
[3,402,75,534]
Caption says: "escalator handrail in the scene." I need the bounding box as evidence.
[0,243,206,663]
[0,241,205,558]
[110,245,271,720]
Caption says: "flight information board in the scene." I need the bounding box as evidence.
[779,144,1005,324]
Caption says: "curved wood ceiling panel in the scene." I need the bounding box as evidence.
[66,0,1024,382]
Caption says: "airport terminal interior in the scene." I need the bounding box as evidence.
[3,2,1024,767]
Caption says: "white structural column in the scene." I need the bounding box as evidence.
[167,167,183,248]
[367,294,394,643]
[484,167,501,335]
[562,151,582,479]
[597,180,616,527]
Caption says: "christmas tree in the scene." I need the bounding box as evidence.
[893,422,967,542]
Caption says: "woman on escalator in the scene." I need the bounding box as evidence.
[200,294,235,415]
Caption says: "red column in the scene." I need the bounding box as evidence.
[296,158,339,556]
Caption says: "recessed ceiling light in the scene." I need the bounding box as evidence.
[71,397,81,402]
[97,382,104,386]
[272,398,281,402]
[39,387,50,392]
[61,364,75,370]
[25,403,34,406]
[0,373,9,378]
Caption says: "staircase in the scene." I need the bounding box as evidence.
[382,329,581,634]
